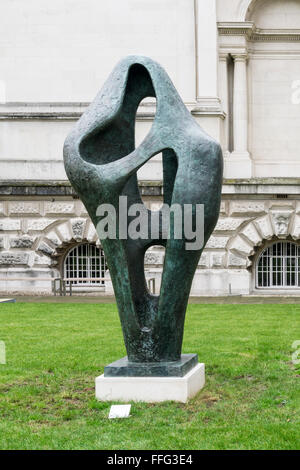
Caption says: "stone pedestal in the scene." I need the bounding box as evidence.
[104,354,198,377]
[95,363,205,403]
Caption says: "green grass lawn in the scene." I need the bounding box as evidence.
[0,302,299,450]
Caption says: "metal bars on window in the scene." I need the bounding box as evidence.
[64,243,107,286]
[256,241,300,288]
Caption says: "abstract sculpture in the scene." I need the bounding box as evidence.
[64,56,223,382]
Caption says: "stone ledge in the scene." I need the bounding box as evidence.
[0,181,75,196]
[0,180,164,197]
[1,179,300,197]
[0,101,226,121]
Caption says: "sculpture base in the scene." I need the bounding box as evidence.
[104,354,198,377]
[95,363,205,403]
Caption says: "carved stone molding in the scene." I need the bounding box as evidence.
[218,21,255,37]
[232,53,249,62]
[227,207,300,268]
[218,22,300,42]
[252,29,300,42]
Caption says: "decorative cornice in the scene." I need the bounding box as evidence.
[218,22,300,42]
[252,29,300,42]
[218,22,255,37]
[0,101,226,121]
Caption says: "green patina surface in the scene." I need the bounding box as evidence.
[63,56,223,369]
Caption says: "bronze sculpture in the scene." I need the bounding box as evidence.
[64,56,223,377]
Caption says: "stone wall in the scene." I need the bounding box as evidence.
[1,181,299,296]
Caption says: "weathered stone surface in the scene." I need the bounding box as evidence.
[206,236,228,249]
[38,241,55,257]
[254,215,273,240]
[0,219,21,231]
[85,221,97,242]
[45,230,61,247]
[27,219,53,231]
[144,251,164,265]
[230,235,254,258]
[296,202,300,214]
[290,215,300,240]
[198,252,209,267]
[9,202,40,215]
[34,254,52,265]
[71,219,86,241]
[230,201,266,216]
[240,222,262,246]
[214,217,244,232]
[77,201,88,216]
[0,237,4,249]
[219,201,227,215]
[10,235,35,248]
[64,55,223,364]
[227,253,248,268]
[211,253,224,267]
[0,182,164,198]
[149,201,164,212]
[0,252,29,265]
[270,211,293,238]
[0,203,6,216]
[56,222,72,242]
[44,201,75,215]
[269,201,295,211]
[0,183,76,197]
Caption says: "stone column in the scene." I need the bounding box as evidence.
[194,0,218,100]
[218,53,229,156]
[193,0,223,142]
[227,53,252,177]
[233,54,248,154]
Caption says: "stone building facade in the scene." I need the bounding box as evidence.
[1,0,300,296]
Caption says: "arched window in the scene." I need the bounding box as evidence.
[256,241,300,288]
[64,243,107,286]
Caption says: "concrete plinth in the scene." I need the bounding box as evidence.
[95,363,205,403]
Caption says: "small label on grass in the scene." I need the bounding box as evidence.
[0,341,5,365]
[108,404,131,419]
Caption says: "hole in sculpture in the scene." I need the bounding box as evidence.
[144,245,165,295]
[138,147,178,209]
[79,63,156,165]
[135,97,161,186]
[137,153,163,208]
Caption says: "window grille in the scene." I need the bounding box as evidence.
[64,243,107,286]
[256,241,300,288]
